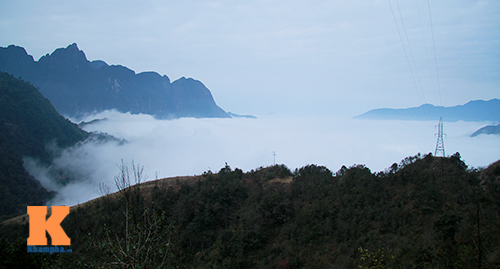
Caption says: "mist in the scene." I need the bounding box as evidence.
[24,110,500,207]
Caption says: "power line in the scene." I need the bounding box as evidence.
[425,2,447,156]
[387,1,449,156]
[395,0,425,100]
[427,0,444,115]
[387,0,429,120]
[415,0,436,99]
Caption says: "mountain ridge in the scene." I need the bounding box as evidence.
[354,99,500,122]
[0,43,230,119]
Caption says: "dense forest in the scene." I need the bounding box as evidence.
[0,72,89,217]
[1,153,499,268]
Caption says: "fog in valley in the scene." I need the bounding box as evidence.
[6,0,498,208]
[23,110,500,207]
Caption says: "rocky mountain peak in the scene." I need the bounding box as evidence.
[38,43,89,68]
[0,44,229,119]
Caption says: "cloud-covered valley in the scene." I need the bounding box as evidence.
[25,110,500,206]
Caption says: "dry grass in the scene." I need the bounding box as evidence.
[1,175,205,226]
[2,170,295,226]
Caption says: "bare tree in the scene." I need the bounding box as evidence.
[98,182,111,197]
[100,160,175,268]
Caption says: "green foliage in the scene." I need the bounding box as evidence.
[0,72,89,217]
[1,155,500,268]
[0,72,88,162]
[358,247,391,269]
[0,237,56,269]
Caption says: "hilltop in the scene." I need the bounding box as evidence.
[0,43,229,119]
[1,154,499,268]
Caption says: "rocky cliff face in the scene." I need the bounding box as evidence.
[0,43,229,119]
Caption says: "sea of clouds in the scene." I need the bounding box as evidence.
[24,110,500,206]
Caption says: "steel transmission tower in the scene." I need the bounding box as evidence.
[434,117,445,157]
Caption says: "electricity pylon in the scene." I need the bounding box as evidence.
[434,117,446,157]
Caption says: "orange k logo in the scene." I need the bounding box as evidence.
[27,206,71,246]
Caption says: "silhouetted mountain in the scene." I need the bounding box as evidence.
[354,99,500,122]
[471,123,500,137]
[0,72,89,217]
[0,43,229,119]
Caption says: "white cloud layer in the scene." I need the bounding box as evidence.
[24,111,500,207]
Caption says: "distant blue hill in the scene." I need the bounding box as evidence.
[471,123,500,137]
[227,112,257,119]
[0,43,229,119]
[354,99,500,122]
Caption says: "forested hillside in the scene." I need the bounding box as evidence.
[0,72,89,217]
[1,153,499,268]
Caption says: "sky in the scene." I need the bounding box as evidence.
[1,0,499,117]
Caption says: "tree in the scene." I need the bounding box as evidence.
[100,160,176,268]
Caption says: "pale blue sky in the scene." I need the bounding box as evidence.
[1,0,499,116]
